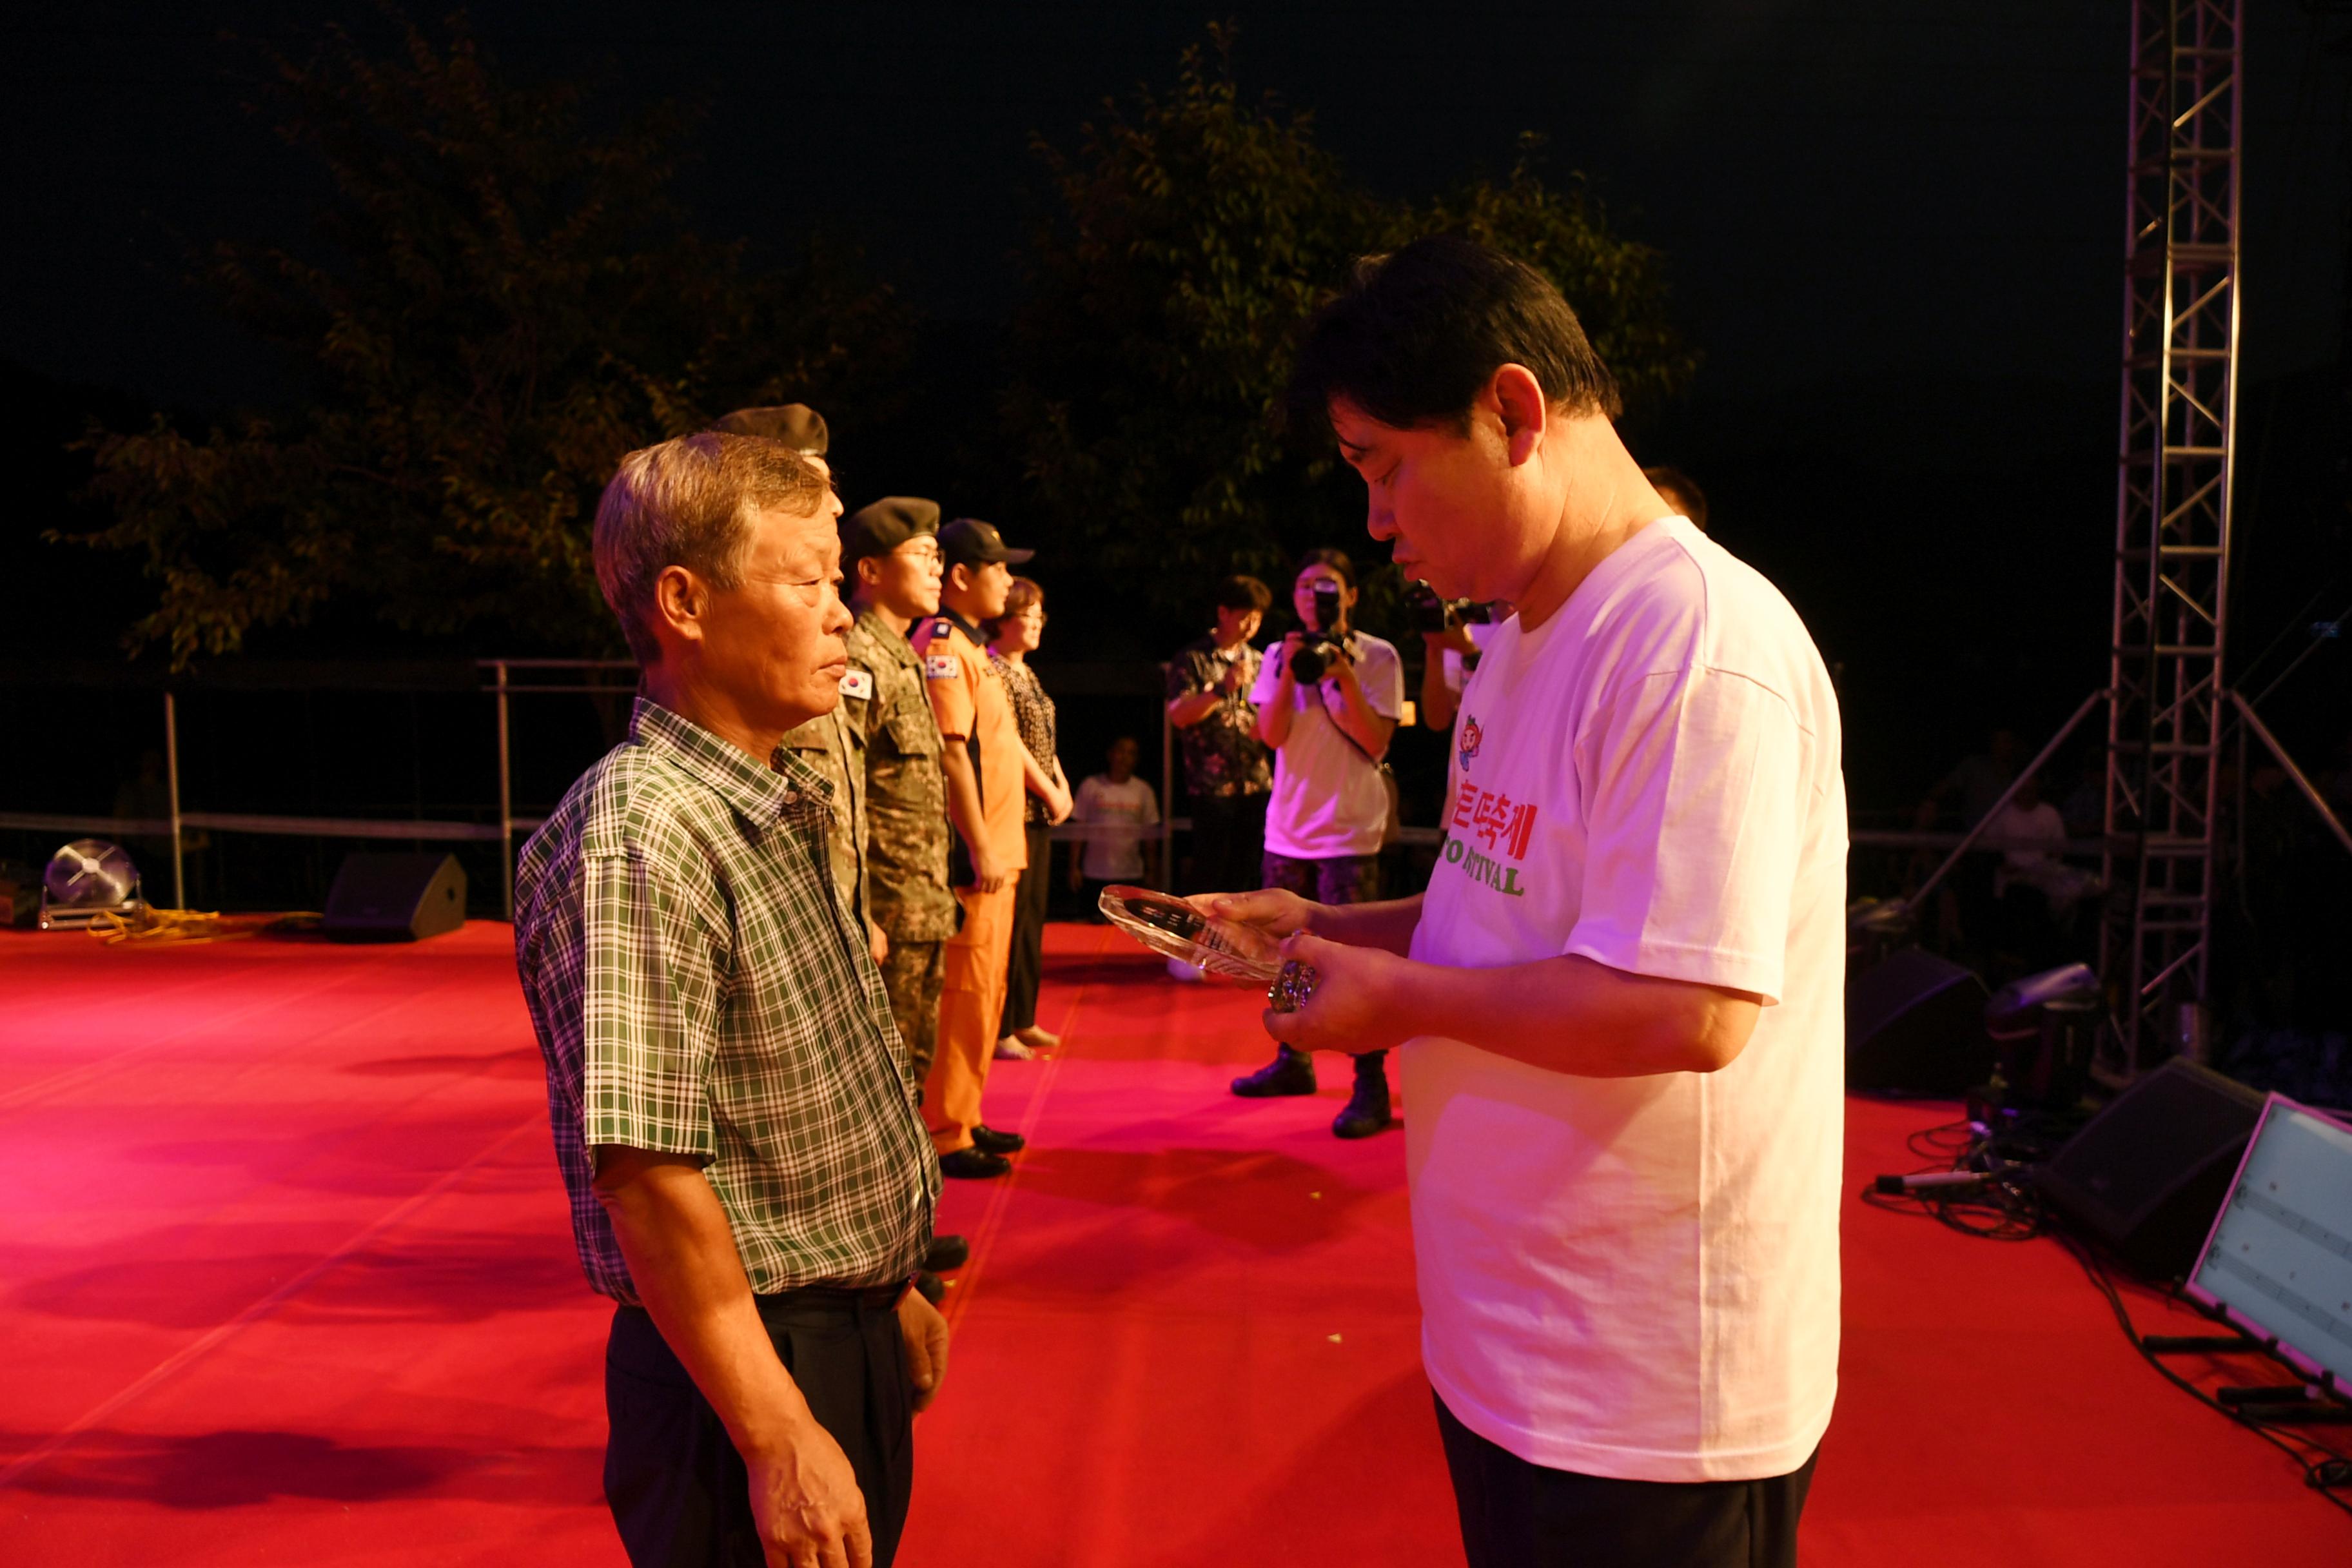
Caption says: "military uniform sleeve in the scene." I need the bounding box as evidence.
[837,645,877,746]
[779,718,831,759]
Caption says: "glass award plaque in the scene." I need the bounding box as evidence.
[1097,884,1323,1012]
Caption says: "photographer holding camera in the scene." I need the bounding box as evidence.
[1408,585,1506,732]
[1227,548,1404,1138]
[1166,574,1275,904]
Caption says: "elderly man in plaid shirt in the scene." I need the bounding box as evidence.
[516,433,945,1568]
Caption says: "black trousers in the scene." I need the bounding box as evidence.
[1185,790,1269,896]
[1436,1393,1817,1568]
[604,1294,914,1568]
[999,820,1054,1035]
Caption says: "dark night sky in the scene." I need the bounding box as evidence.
[8,1,2343,407]
[5,1,2348,813]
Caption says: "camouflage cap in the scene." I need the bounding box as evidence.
[708,403,829,455]
[843,496,942,567]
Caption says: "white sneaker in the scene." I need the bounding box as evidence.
[1167,957,1204,983]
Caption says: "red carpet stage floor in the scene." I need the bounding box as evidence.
[1,921,2339,1564]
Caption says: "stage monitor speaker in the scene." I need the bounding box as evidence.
[1845,946,1994,1094]
[324,852,467,942]
[2036,1057,2265,1281]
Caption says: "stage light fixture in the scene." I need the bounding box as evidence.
[39,838,144,930]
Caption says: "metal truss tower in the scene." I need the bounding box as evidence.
[2101,0,2244,1073]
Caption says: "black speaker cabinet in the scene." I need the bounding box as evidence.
[323,852,468,942]
[2036,1057,2264,1280]
[1846,947,1994,1094]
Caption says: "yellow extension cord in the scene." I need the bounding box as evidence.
[83,907,322,947]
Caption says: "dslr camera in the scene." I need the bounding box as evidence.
[1406,580,1494,634]
[1288,580,1348,683]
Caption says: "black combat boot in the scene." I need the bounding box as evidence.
[1332,1051,1393,1139]
[1230,1044,1317,1097]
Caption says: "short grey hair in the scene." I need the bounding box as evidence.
[592,432,830,665]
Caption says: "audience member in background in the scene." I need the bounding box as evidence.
[1919,726,2022,829]
[111,749,186,897]
[709,406,879,956]
[988,576,1073,1061]
[1229,547,1405,1139]
[1985,770,2097,918]
[2326,729,2352,820]
[1165,574,1275,981]
[1068,736,1161,909]
[2057,749,2105,837]
[1642,464,1710,533]
[1915,726,2024,955]
[1166,574,1275,906]
[916,518,1037,1180]
[515,433,945,1568]
[839,496,973,1281]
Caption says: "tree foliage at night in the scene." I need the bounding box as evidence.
[1427,145,1701,424]
[69,19,1695,665]
[1004,27,1697,634]
[73,14,910,666]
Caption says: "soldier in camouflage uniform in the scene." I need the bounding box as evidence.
[838,497,961,1085]
[779,707,872,947]
[709,406,883,956]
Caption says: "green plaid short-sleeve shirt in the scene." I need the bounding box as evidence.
[515,698,939,1303]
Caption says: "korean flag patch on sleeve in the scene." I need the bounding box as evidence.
[839,669,874,700]
[925,654,961,681]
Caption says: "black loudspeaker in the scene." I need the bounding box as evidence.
[324,852,468,942]
[1845,947,1995,1094]
[2036,1057,2264,1280]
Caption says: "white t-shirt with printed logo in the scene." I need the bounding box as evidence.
[1405,516,1847,1483]
[1250,631,1404,861]
[1073,773,1160,881]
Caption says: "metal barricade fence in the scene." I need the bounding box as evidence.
[1,658,1214,916]
[5,654,2132,923]
[0,660,638,919]
[5,658,2164,926]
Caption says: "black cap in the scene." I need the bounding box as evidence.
[841,496,941,567]
[937,517,1034,569]
[708,403,828,455]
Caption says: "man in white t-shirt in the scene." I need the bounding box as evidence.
[1985,770,2097,917]
[1069,734,1161,888]
[1204,237,1846,1567]
[1227,549,1406,1139]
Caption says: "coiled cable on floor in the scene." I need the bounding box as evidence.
[83,908,320,947]
[1868,1113,2352,1517]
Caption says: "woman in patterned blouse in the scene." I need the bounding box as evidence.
[987,576,1072,1059]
